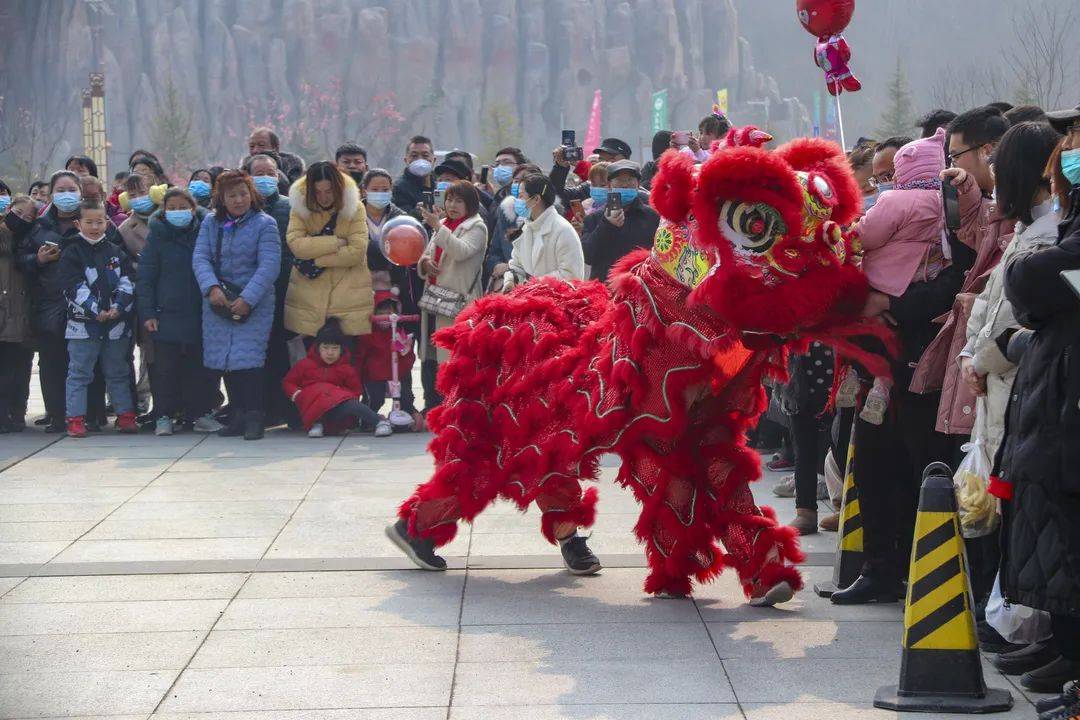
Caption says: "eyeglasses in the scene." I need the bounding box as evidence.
[947,145,980,166]
[868,172,893,187]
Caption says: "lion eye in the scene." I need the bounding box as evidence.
[720,201,786,254]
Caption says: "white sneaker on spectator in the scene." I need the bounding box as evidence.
[772,474,795,498]
[193,413,224,433]
[154,416,174,436]
[388,408,414,429]
[374,420,393,437]
[859,378,890,425]
[835,367,859,408]
[308,423,324,438]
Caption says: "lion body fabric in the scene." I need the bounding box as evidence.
[398,249,804,597]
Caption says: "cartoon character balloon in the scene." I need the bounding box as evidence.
[797,0,861,96]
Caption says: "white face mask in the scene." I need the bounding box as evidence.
[408,159,433,177]
[79,231,104,245]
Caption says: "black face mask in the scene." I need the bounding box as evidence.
[4,211,33,237]
[349,170,366,185]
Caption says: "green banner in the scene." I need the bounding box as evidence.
[651,89,669,134]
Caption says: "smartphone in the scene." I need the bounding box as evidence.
[1061,270,1080,301]
[607,192,623,213]
[672,130,690,147]
[479,165,489,185]
[44,240,59,248]
[561,130,576,146]
[562,129,583,162]
[421,190,435,211]
[434,188,446,209]
[570,199,585,219]
[942,180,961,231]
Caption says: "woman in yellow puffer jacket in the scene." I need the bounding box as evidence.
[284,162,373,339]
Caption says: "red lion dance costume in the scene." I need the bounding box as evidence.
[395,129,888,600]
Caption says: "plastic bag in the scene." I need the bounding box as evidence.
[985,574,1052,645]
[954,406,998,538]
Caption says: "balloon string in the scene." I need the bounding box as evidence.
[833,79,847,150]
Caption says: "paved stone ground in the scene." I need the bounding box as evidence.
[0,380,1047,719]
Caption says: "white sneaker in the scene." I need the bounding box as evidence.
[374,420,393,437]
[859,378,890,426]
[193,413,224,433]
[308,423,324,438]
[388,408,414,429]
[154,416,174,436]
[835,367,859,408]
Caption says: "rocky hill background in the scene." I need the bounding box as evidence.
[0,0,809,184]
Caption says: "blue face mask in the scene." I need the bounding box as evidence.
[252,175,278,197]
[366,191,391,209]
[514,197,529,219]
[53,190,81,212]
[614,188,639,206]
[165,209,193,228]
[436,181,451,192]
[130,195,155,215]
[876,181,895,194]
[1062,148,1080,186]
[589,186,608,206]
[510,182,520,198]
[492,165,514,187]
[188,180,211,199]
[863,193,879,213]
[0,196,10,214]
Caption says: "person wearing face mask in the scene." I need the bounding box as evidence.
[187,169,214,209]
[502,173,584,292]
[0,195,36,432]
[137,188,219,436]
[284,161,372,348]
[117,173,159,271]
[993,108,1080,705]
[392,135,436,220]
[579,160,658,282]
[485,146,526,212]
[18,171,118,432]
[484,162,542,292]
[846,141,877,214]
[335,143,368,186]
[0,181,11,216]
[243,153,294,428]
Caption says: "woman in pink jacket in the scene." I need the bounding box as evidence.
[853,128,949,423]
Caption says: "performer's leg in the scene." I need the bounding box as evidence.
[534,478,601,575]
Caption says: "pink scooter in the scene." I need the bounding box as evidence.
[371,313,419,430]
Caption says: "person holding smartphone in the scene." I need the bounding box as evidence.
[579,160,658,283]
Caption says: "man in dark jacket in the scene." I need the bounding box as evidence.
[580,160,658,282]
[550,137,632,207]
[392,135,435,220]
[247,126,305,189]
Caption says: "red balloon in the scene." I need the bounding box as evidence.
[382,216,427,267]
[796,0,854,37]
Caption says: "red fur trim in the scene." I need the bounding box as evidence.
[540,486,600,544]
[754,562,805,595]
[648,150,697,222]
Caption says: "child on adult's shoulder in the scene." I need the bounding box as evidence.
[355,289,417,430]
[283,317,392,438]
[58,200,136,438]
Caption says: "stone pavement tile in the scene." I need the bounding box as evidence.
[461,569,701,625]
[303,480,422,503]
[84,515,288,541]
[693,568,904,623]
[111,499,299,520]
[167,456,328,473]
[290,499,401,521]
[0,502,118,522]
[3,457,176,476]
[0,541,69,564]
[468,528,644,557]
[0,435,58,473]
[150,471,319,486]
[457,621,716,663]
[0,629,203,671]
[450,706,743,720]
[2,573,247,603]
[0,473,160,487]
[49,537,274,563]
[451,657,736,706]
[0,578,24,596]
[238,570,466,599]
[217,593,462,630]
[190,625,458,668]
[706,620,902,659]
[0,520,96,542]
[0,669,175,717]
[158,663,454,712]
[183,438,341,459]
[742,700,1036,719]
[32,444,191,460]
[155,711,447,720]
[0,599,229,635]
[264,521,471,559]
[132,482,312,503]
[0,485,141,505]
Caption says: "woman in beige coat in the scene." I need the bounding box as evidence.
[285,163,372,339]
[416,180,487,408]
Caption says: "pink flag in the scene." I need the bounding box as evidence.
[583,90,603,157]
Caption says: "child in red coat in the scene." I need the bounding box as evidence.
[283,318,392,438]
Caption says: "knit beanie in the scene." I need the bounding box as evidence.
[893,127,946,187]
[314,317,346,348]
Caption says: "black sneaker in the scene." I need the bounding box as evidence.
[385,519,446,571]
[1041,693,1080,720]
[1038,680,1080,716]
[559,534,602,576]
[1022,657,1080,694]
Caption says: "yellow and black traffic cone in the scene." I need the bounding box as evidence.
[874,462,1013,713]
[814,433,863,598]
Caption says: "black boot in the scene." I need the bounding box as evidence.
[1037,679,1079,716]
[385,519,447,570]
[830,574,904,605]
[992,639,1058,675]
[218,412,245,437]
[1022,657,1080,694]
[243,411,264,441]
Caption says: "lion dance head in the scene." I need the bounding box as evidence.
[649,128,868,338]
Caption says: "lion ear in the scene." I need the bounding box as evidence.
[774,137,862,227]
[648,149,697,223]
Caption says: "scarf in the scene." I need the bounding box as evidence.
[894,177,942,191]
[430,215,468,286]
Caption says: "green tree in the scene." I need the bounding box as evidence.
[877,58,915,138]
[149,78,198,181]
[480,102,523,163]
